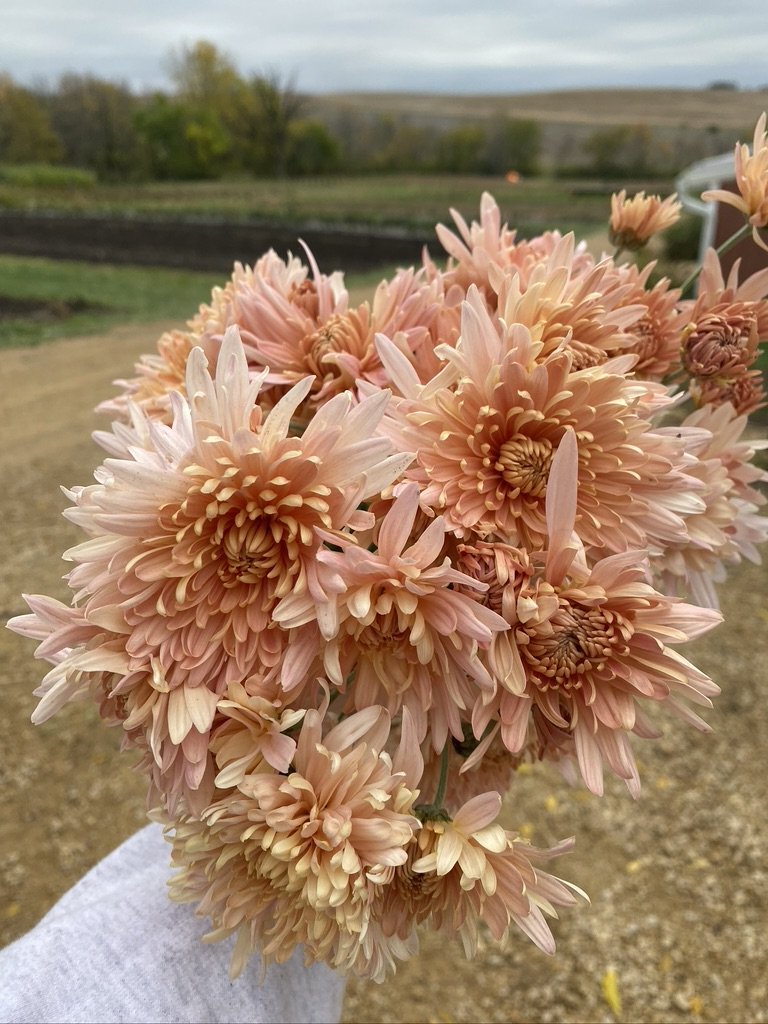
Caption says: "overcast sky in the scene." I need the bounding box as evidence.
[3,0,768,94]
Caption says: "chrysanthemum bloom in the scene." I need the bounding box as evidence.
[653,403,768,606]
[376,289,703,557]
[97,329,202,423]
[608,190,682,251]
[702,112,768,250]
[470,430,722,795]
[377,791,584,958]
[195,249,441,419]
[696,247,768,334]
[191,249,347,354]
[173,706,424,980]
[209,677,306,788]
[433,192,594,302]
[691,370,766,416]
[10,328,412,808]
[492,236,648,367]
[604,263,686,379]
[274,485,508,749]
[681,304,759,380]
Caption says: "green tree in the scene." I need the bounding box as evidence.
[233,73,306,176]
[167,39,242,113]
[135,95,229,179]
[285,120,342,176]
[435,125,487,173]
[584,123,656,178]
[369,121,438,172]
[482,117,541,176]
[45,75,141,179]
[0,74,62,164]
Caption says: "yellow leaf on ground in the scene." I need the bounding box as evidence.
[601,966,622,1017]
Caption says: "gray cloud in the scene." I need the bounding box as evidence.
[2,0,767,93]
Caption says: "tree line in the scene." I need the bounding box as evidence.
[0,41,739,183]
[0,40,545,181]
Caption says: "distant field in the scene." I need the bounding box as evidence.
[0,174,619,235]
[309,87,766,174]
[310,87,767,129]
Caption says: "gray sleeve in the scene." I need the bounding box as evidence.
[0,824,346,1024]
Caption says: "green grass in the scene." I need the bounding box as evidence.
[0,255,406,350]
[0,174,614,236]
[0,256,224,349]
[0,163,96,188]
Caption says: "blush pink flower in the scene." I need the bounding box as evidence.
[653,403,768,607]
[399,792,585,957]
[274,485,508,750]
[493,237,647,367]
[167,706,424,980]
[609,190,682,250]
[470,431,722,796]
[702,112,768,250]
[376,289,704,558]
[609,263,687,380]
[10,328,411,809]
[434,192,594,303]
[197,249,440,420]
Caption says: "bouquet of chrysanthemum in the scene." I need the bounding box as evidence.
[10,115,768,982]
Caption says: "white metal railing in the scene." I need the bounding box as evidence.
[675,152,735,262]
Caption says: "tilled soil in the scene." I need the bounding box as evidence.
[1,325,767,1024]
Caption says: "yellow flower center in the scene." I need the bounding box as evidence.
[496,436,554,497]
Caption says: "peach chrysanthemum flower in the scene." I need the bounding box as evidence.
[166,706,424,980]
[470,431,722,795]
[9,328,412,809]
[702,112,768,250]
[653,403,768,607]
[97,329,201,422]
[209,677,306,788]
[681,304,759,380]
[376,289,703,557]
[394,792,584,957]
[433,192,594,304]
[194,249,441,420]
[608,263,687,379]
[274,485,508,749]
[493,236,647,366]
[608,190,682,251]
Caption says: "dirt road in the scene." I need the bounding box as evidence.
[1,325,767,1023]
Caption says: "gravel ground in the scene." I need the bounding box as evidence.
[1,325,767,1024]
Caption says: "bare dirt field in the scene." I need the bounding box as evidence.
[2,324,767,1023]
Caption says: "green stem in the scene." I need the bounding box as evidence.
[414,744,452,823]
[679,222,753,298]
[433,744,450,809]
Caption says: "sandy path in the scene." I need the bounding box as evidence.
[1,325,767,1023]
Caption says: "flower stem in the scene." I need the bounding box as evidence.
[679,222,752,298]
[433,744,450,808]
[414,745,451,823]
